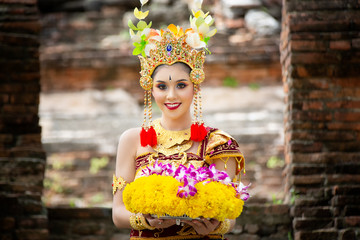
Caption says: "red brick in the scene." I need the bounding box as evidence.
[290,122,326,130]
[0,94,9,103]
[293,218,334,231]
[291,165,325,175]
[291,78,329,90]
[352,38,360,49]
[303,101,323,110]
[329,40,351,50]
[332,195,360,206]
[332,185,360,195]
[326,122,360,131]
[18,216,47,229]
[293,152,360,164]
[324,142,360,152]
[2,105,38,114]
[291,175,325,185]
[291,40,327,51]
[291,131,344,141]
[291,111,332,122]
[339,229,357,240]
[295,230,338,240]
[292,52,341,64]
[0,217,15,230]
[292,206,332,218]
[15,229,49,240]
[15,134,41,147]
[327,174,360,185]
[290,142,323,153]
[335,88,360,98]
[0,134,13,144]
[333,112,360,122]
[333,77,360,87]
[344,216,360,227]
[0,21,40,34]
[0,0,37,3]
[0,33,39,47]
[293,90,334,100]
[9,94,39,104]
[326,101,360,109]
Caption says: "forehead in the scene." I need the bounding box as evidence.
[153,64,190,79]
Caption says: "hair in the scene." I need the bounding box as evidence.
[151,62,192,79]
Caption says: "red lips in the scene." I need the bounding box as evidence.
[165,103,181,110]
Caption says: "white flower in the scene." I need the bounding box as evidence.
[185,31,206,49]
[140,0,149,6]
[144,41,157,56]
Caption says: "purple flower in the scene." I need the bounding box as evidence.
[235,182,251,201]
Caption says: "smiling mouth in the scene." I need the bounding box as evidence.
[165,103,181,110]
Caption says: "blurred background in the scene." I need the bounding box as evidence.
[38,0,285,208]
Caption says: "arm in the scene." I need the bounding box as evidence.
[112,128,176,229]
[112,128,139,229]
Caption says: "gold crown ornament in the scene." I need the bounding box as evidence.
[128,0,217,147]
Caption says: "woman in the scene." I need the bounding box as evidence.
[112,1,247,239]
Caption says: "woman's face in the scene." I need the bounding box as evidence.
[152,63,194,121]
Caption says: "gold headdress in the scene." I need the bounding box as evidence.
[129,0,217,147]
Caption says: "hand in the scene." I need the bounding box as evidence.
[143,214,176,229]
[183,218,220,235]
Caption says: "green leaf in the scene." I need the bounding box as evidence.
[137,20,147,30]
[203,36,210,45]
[133,47,143,55]
[195,17,205,28]
[128,19,138,31]
[148,21,152,28]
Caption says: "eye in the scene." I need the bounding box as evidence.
[156,83,167,90]
[177,82,187,89]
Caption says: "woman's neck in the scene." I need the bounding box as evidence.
[160,114,192,131]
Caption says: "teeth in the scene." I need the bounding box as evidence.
[167,103,179,107]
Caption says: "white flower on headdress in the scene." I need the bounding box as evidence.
[185,29,206,49]
[190,10,217,41]
[186,0,203,11]
[143,29,162,56]
[140,0,149,6]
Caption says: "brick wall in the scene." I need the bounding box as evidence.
[280,0,360,239]
[0,0,48,239]
[47,204,291,240]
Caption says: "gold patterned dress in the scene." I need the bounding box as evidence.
[129,120,245,240]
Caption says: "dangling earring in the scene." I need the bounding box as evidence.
[191,84,207,142]
[140,89,157,147]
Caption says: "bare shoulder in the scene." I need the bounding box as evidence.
[119,127,141,143]
[116,127,141,160]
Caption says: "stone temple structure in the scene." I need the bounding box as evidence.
[0,0,359,239]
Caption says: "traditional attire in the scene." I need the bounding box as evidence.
[112,1,250,239]
[128,120,245,240]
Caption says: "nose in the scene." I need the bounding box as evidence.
[166,86,177,101]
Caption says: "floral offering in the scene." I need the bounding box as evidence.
[123,161,250,221]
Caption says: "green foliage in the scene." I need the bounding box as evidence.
[288,231,293,240]
[266,156,284,169]
[248,82,260,90]
[43,178,63,193]
[271,194,283,205]
[90,193,105,205]
[223,76,238,87]
[90,156,109,174]
[69,199,76,208]
[290,189,299,205]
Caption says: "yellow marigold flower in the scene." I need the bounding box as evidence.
[123,175,244,221]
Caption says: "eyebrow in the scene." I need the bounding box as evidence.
[155,79,189,83]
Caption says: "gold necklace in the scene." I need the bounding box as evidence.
[153,119,193,156]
